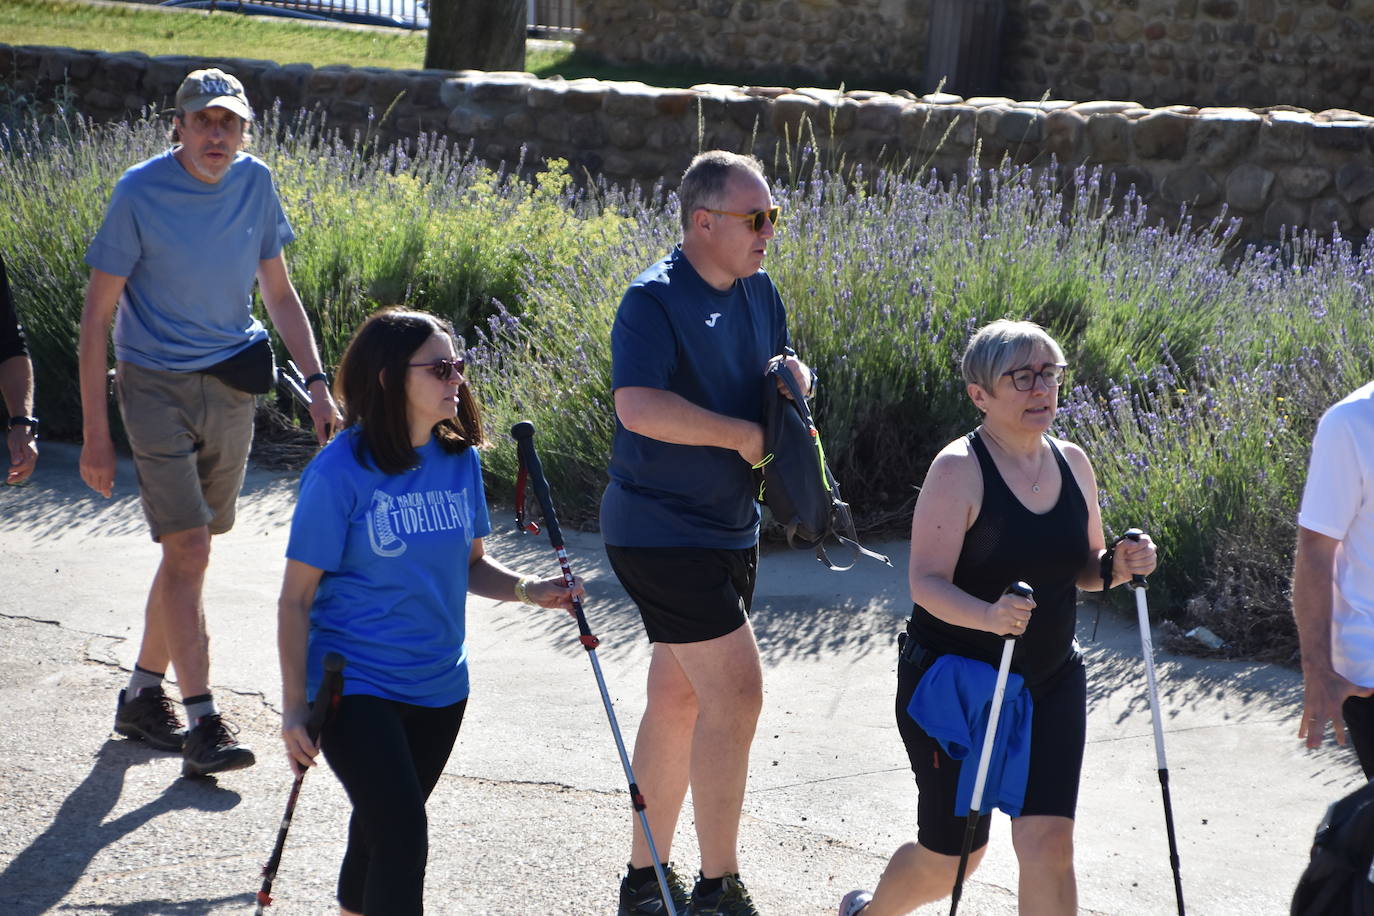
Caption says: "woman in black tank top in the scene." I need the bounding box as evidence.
[837,321,1158,916]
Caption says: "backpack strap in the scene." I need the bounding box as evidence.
[812,498,891,570]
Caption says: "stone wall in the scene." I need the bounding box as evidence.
[578,0,1374,114]
[1003,0,1374,113]
[6,43,1374,242]
[577,0,929,91]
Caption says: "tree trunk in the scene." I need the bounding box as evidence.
[425,0,526,72]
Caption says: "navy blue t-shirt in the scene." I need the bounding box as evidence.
[601,248,790,549]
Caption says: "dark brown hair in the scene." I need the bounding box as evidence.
[335,307,486,474]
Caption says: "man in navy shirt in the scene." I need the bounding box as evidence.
[605,151,812,916]
[78,69,340,778]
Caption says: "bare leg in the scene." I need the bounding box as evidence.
[135,526,213,697]
[1011,815,1075,916]
[861,841,987,916]
[628,643,699,867]
[626,623,764,878]
[676,622,763,878]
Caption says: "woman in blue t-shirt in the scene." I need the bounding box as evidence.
[277,307,581,916]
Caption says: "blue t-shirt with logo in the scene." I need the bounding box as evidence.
[85,149,295,372]
[601,248,790,549]
[286,428,492,707]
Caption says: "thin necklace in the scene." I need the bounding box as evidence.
[980,425,1048,493]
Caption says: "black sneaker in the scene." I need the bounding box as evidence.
[113,687,186,752]
[619,863,692,915]
[689,873,760,916]
[181,714,255,777]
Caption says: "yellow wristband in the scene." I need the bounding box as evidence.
[514,576,537,606]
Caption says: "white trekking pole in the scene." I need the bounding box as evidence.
[949,580,1032,916]
[1122,528,1185,915]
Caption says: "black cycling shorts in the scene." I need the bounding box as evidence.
[895,642,1087,856]
[605,544,758,644]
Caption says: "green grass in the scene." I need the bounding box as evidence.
[2,0,431,69]
[0,0,776,87]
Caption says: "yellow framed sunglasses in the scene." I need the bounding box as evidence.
[704,205,782,232]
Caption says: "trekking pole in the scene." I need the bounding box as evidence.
[255,652,346,914]
[510,421,678,916]
[950,581,1032,916]
[1122,528,1186,916]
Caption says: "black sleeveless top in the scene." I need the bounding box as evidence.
[908,430,1090,688]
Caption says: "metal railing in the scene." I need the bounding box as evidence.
[528,0,579,35]
[202,0,580,34]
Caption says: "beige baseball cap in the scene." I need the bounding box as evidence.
[174,68,253,121]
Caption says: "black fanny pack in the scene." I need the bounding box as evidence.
[202,338,275,395]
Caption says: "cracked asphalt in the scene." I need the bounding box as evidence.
[0,441,1364,915]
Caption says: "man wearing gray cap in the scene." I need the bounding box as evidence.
[78,68,340,777]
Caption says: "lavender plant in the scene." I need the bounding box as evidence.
[8,105,1374,655]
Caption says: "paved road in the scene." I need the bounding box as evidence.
[0,442,1362,914]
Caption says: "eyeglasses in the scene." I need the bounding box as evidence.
[704,206,781,232]
[1001,363,1067,391]
[408,356,465,381]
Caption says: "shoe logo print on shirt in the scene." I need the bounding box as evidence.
[366,486,478,559]
[367,490,408,558]
[705,313,722,327]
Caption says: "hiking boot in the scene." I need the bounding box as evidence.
[181,714,255,777]
[618,863,692,915]
[688,873,760,916]
[838,890,873,915]
[113,687,186,752]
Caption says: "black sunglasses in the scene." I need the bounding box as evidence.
[408,356,465,381]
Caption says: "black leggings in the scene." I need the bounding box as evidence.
[1343,692,1374,779]
[321,694,467,915]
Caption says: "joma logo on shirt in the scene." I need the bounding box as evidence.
[705,313,721,327]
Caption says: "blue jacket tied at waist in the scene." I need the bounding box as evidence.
[907,653,1034,817]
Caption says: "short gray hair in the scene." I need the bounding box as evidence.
[678,150,766,231]
[961,319,1066,392]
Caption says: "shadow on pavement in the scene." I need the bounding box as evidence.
[0,442,299,542]
[0,740,242,916]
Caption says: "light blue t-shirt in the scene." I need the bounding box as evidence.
[85,149,295,371]
[601,248,790,549]
[286,428,492,707]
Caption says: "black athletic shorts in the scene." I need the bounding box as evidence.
[1343,692,1374,779]
[895,638,1087,856]
[605,544,758,644]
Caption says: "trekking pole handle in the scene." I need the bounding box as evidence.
[307,652,346,744]
[511,421,565,550]
[510,421,597,647]
[1003,580,1032,640]
[1123,528,1148,590]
